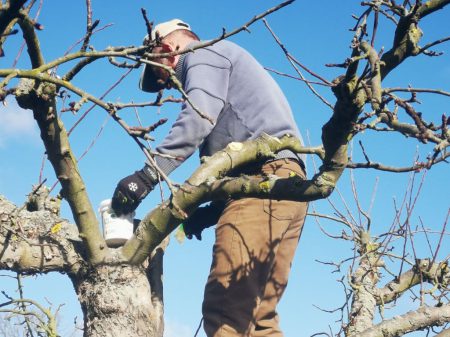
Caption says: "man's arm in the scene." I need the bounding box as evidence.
[154,57,232,175]
[111,55,231,215]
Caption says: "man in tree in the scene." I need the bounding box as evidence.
[111,19,308,337]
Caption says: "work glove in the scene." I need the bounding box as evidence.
[111,165,158,216]
[183,201,226,240]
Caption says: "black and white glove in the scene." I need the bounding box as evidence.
[183,201,226,240]
[111,165,158,216]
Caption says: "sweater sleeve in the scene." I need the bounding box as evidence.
[154,54,231,175]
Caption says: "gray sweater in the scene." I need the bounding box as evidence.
[154,40,305,175]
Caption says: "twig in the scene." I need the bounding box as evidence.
[0,297,58,336]
[38,153,47,185]
[324,192,358,235]
[10,0,43,68]
[350,169,372,230]
[283,51,332,86]
[115,96,184,110]
[169,74,215,124]
[345,13,368,80]
[0,70,18,88]
[76,115,109,162]
[335,187,359,230]
[85,0,92,28]
[351,6,372,32]
[140,8,153,37]
[17,273,35,337]
[379,0,404,16]
[193,317,204,337]
[67,67,133,136]
[80,0,98,52]
[133,105,166,201]
[418,36,450,56]
[430,208,450,269]
[108,56,140,69]
[308,211,355,230]
[441,114,449,140]
[310,333,332,337]
[347,152,450,172]
[129,118,168,140]
[60,22,114,61]
[131,105,179,198]
[378,6,399,24]
[368,176,379,218]
[146,0,298,61]
[371,2,380,47]
[384,87,450,97]
[80,19,99,53]
[11,39,26,67]
[358,140,371,164]
[418,216,434,256]
[265,67,331,87]
[400,170,427,278]
[262,18,334,110]
[395,98,429,143]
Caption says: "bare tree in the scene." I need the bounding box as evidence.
[309,170,450,337]
[0,0,449,336]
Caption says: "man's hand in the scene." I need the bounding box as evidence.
[111,166,158,216]
[183,201,226,240]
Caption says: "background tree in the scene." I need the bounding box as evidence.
[0,0,449,336]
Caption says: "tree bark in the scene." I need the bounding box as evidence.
[359,304,450,337]
[1,195,165,337]
[0,195,83,274]
[72,265,164,337]
[15,79,107,264]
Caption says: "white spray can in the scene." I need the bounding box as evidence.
[98,199,135,247]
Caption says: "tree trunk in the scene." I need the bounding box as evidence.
[72,264,164,337]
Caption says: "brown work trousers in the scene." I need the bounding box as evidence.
[202,159,308,337]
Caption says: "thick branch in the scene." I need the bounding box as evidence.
[120,135,312,264]
[346,234,381,336]
[205,172,332,202]
[347,151,450,172]
[63,55,102,82]
[0,196,84,274]
[0,18,18,54]
[0,0,27,36]
[376,1,450,79]
[375,259,450,305]
[17,11,44,68]
[380,11,423,79]
[15,79,106,264]
[377,111,443,144]
[384,87,450,97]
[119,59,366,264]
[121,107,360,265]
[360,41,382,111]
[359,304,450,337]
[416,0,450,18]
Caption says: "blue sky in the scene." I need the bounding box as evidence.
[1,1,449,336]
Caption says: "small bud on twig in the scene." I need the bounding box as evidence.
[34,22,44,30]
[0,29,19,37]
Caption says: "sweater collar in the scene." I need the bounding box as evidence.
[175,53,186,83]
[175,41,202,83]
